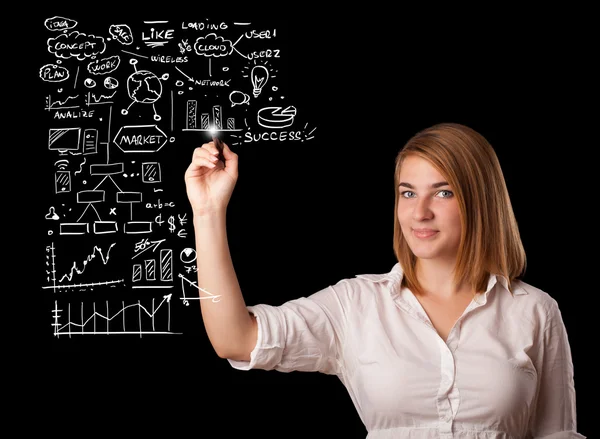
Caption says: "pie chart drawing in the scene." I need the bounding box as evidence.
[257,106,297,129]
[180,248,197,263]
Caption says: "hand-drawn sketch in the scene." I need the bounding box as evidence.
[179,274,222,306]
[141,162,161,183]
[109,24,133,45]
[257,106,297,128]
[121,59,169,121]
[41,17,317,337]
[250,65,269,97]
[52,294,178,337]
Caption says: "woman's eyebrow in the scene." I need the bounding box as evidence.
[399,181,450,189]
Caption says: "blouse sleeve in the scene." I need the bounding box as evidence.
[226,282,348,376]
[528,299,586,438]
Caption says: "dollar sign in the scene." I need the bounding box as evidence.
[168,215,176,233]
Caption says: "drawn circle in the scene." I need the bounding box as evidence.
[170,137,175,142]
[176,80,184,87]
[161,73,169,80]
[48,230,53,235]
[180,248,197,263]
[223,67,229,72]
[84,78,96,88]
[154,114,161,121]
[127,70,162,104]
[57,60,62,64]
[130,58,138,65]
[178,91,184,95]
[121,109,128,115]
[104,76,119,89]
[272,86,278,91]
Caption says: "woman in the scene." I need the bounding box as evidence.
[184,123,584,438]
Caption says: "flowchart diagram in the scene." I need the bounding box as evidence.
[40,16,316,336]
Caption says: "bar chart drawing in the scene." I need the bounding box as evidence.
[132,249,174,288]
[183,101,242,132]
[51,294,179,337]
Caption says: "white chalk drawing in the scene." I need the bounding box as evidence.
[142,21,175,48]
[55,170,71,193]
[39,64,69,82]
[48,127,80,152]
[133,238,166,258]
[257,106,297,128]
[104,76,119,89]
[44,16,78,31]
[87,91,116,105]
[109,24,133,45]
[52,295,178,337]
[114,124,168,153]
[54,160,70,192]
[61,243,116,283]
[43,242,122,291]
[250,65,269,97]
[131,248,173,286]
[47,31,106,61]
[229,90,250,106]
[41,18,318,337]
[121,59,169,121]
[141,162,161,182]
[183,102,242,132]
[193,33,233,57]
[45,94,79,110]
[180,248,196,264]
[46,207,60,220]
[59,223,90,235]
[83,128,98,154]
[75,158,86,175]
[87,55,120,75]
[179,274,222,306]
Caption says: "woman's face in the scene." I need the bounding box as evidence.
[397,155,462,263]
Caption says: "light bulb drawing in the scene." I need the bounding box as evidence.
[250,65,269,98]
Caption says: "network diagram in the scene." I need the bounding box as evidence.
[40,16,316,337]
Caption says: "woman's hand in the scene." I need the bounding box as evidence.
[184,141,238,216]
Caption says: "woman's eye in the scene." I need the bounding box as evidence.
[437,190,453,198]
[401,191,415,198]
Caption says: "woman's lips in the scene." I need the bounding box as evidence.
[412,229,439,239]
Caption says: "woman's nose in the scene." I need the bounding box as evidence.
[412,198,433,221]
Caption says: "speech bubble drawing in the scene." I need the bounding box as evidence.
[44,16,77,31]
[109,24,133,45]
[87,55,121,75]
[47,31,106,61]
[229,90,250,107]
[39,64,70,82]
[193,33,233,57]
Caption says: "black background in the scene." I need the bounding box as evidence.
[33,10,591,438]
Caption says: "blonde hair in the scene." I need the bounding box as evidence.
[393,123,526,296]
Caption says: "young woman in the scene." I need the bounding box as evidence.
[184,123,584,438]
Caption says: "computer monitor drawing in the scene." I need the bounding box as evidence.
[48,127,81,152]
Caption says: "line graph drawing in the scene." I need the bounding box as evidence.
[52,294,179,337]
[43,242,124,291]
[179,273,221,305]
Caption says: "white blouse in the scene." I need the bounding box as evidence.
[228,263,585,438]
